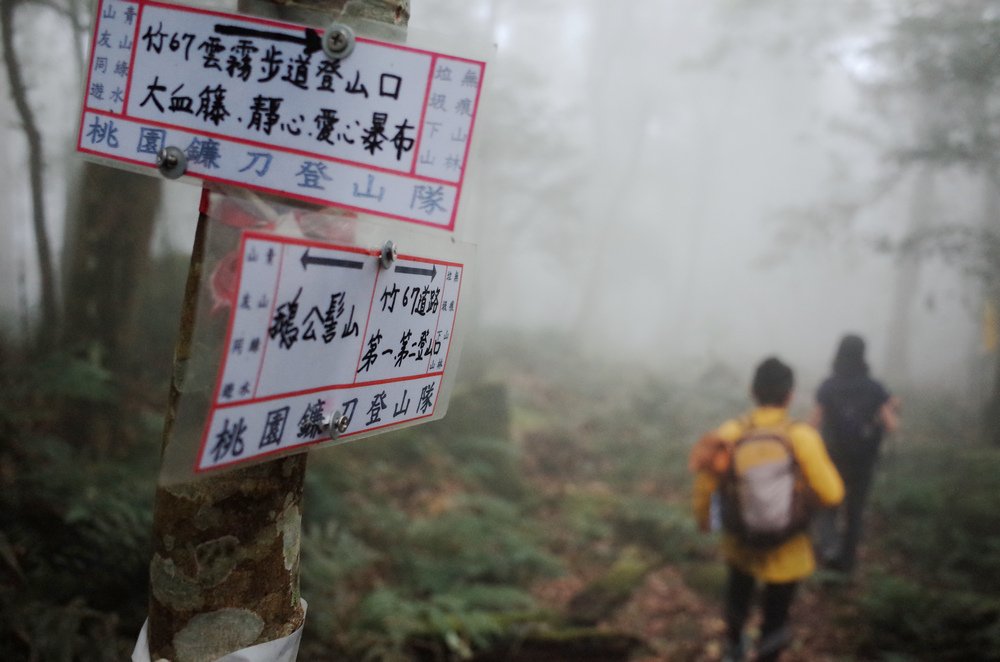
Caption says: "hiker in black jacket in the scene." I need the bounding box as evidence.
[810,334,899,574]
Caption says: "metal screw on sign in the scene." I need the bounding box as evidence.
[156,146,187,180]
[322,23,356,60]
[324,412,350,440]
[380,240,398,269]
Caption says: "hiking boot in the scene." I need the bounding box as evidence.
[824,556,850,572]
[814,567,850,587]
[721,638,746,662]
[754,625,791,662]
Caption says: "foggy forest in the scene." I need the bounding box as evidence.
[1,0,999,660]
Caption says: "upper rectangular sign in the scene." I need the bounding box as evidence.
[78,0,486,231]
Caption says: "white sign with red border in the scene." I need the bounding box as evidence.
[78,0,485,231]
[197,231,464,472]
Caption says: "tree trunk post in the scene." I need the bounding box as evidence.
[145,1,410,659]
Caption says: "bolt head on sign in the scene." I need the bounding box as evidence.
[77,0,487,232]
[156,145,186,179]
[322,23,356,59]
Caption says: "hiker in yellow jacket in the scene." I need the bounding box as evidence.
[692,357,844,662]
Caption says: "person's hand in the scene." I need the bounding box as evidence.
[880,397,901,434]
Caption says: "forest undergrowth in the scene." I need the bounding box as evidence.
[0,331,998,661]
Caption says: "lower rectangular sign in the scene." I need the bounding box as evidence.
[196,231,464,472]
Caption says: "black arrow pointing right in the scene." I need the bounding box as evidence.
[214,23,322,55]
[394,264,438,280]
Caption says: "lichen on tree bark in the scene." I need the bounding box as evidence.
[148,453,308,659]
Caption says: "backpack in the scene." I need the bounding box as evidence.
[820,379,887,455]
[689,432,731,475]
[826,397,881,448]
[718,421,811,548]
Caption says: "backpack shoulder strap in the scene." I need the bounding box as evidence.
[734,418,798,461]
[732,415,754,440]
[719,417,751,481]
[780,419,803,464]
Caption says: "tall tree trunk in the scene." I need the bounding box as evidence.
[59,163,162,452]
[61,164,162,369]
[988,287,1000,445]
[58,0,161,449]
[146,1,410,659]
[883,165,935,387]
[964,87,1000,442]
[571,3,654,354]
[980,161,1000,445]
[2,0,59,349]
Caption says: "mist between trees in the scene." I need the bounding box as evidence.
[1,0,998,660]
[3,0,998,400]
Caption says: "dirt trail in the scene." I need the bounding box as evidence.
[616,566,867,661]
[533,554,868,661]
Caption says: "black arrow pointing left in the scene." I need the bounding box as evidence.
[301,248,364,271]
[214,23,322,55]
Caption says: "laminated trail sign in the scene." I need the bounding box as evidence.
[199,230,463,472]
[156,188,474,484]
[77,0,486,231]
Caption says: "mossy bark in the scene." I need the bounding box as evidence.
[148,453,309,659]
[146,2,410,659]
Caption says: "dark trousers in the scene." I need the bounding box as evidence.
[816,452,877,571]
[725,565,797,662]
